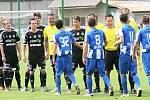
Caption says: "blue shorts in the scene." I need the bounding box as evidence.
[119,53,137,75]
[86,58,105,76]
[55,55,73,77]
[142,52,150,75]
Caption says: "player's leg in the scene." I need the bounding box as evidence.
[79,60,87,90]
[3,63,11,91]
[114,50,123,93]
[104,50,113,93]
[9,69,14,88]
[97,59,114,96]
[84,58,96,96]
[65,55,80,95]
[21,69,30,91]
[15,66,22,91]
[0,56,5,90]
[55,56,64,95]
[50,55,57,92]
[38,58,47,92]
[130,59,142,97]
[129,73,136,94]
[0,68,5,90]
[119,53,129,97]
[93,70,100,93]
[64,70,72,94]
[142,53,150,86]
[28,60,36,92]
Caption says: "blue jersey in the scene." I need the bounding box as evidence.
[55,30,75,56]
[136,25,150,52]
[119,24,135,56]
[84,28,106,59]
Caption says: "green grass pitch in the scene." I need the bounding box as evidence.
[0,60,150,100]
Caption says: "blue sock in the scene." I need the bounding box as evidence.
[102,74,110,87]
[148,76,150,86]
[121,74,128,94]
[56,76,61,93]
[132,74,141,89]
[86,75,92,94]
[68,74,76,86]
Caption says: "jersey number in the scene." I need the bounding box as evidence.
[129,31,134,42]
[60,37,69,47]
[95,35,100,45]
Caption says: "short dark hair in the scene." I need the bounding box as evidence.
[88,18,96,27]
[55,19,63,29]
[88,13,96,17]
[142,15,149,24]
[29,18,36,24]
[48,13,54,16]
[33,12,41,18]
[73,16,80,22]
[105,14,114,20]
[120,14,129,23]
[121,8,130,15]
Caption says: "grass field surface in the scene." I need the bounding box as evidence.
[0,60,149,100]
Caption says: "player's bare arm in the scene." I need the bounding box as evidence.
[52,42,57,65]
[132,40,139,60]
[44,37,49,60]
[22,44,27,63]
[82,42,88,65]
[114,36,124,47]
[0,44,6,62]
[16,42,21,61]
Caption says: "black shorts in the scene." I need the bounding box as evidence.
[28,56,45,71]
[0,55,3,68]
[5,55,20,71]
[105,50,119,71]
[72,57,85,69]
[50,55,57,67]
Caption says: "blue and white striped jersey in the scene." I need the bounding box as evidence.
[84,28,106,59]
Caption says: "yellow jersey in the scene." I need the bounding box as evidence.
[86,23,104,32]
[43,25,58,55]
[115,17,139,33]
[103,27,117,51]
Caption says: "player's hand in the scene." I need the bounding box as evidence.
[52,57,56,65]
[2,56,6,63]
[45,52,49,60]
[18,55,21,61]
[132,54,136,60]
[22,56,27,63]
[136,49,140,56]
[82,57,87,65]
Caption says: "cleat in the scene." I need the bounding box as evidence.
[21,87,28,92]
[31,88,35,92]
[104,88,109,93]
[120,94,129,97]
[67,89,71,94]
[75,85,80,95]
[109,86,114,96]
[137,89,142,97]
[93,88,101,93]
[83,93,93,96]
[55,92,61,96]
[131,89,137,94]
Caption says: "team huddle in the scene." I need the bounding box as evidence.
[0,8,150,97]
